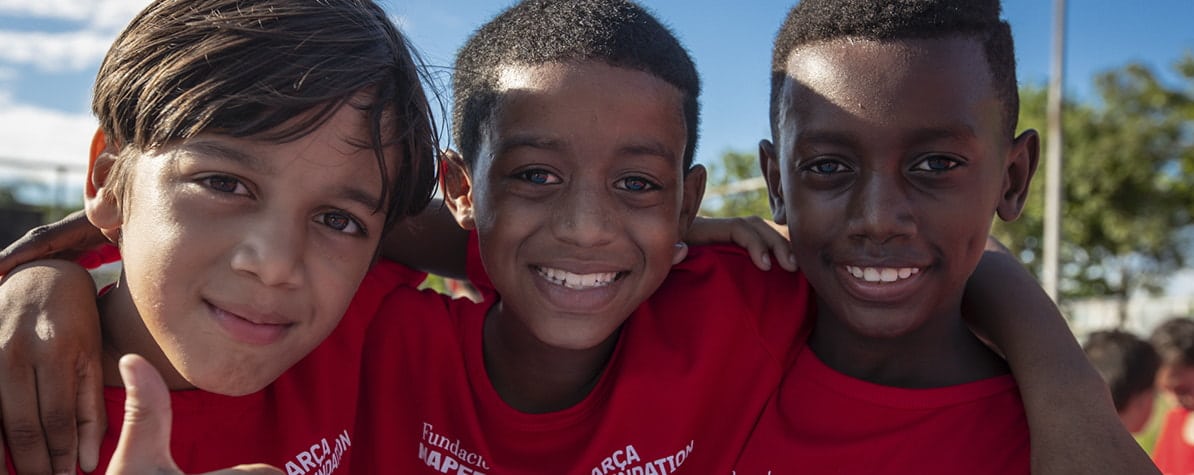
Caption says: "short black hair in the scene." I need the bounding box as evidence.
[769,0,1019,141]
[453,0,700,169]
[1084,329,1160,412]
[1151,317,1194,368]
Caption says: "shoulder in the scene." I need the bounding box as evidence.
[660,243,811,303]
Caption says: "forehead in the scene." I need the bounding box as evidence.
[483,61,688,161]
[494,61,682,101]
[777,36,1002,142]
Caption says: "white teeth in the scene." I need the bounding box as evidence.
[844,265,920,284]
[538,267,617,290]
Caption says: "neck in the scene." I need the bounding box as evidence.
[482,302,617,414]
[98,273,195,391]
[808,298,1008,389]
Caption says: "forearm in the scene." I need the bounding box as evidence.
[379,199,470,280]
[964,252,1158,474]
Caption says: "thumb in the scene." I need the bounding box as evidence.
[106,354,181,475]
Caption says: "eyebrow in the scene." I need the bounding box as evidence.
[183,140,275,174]
[904,124,978,146]
[497,134,679,162]
[337,185,384,213]
[794,125,978,149]
[620,141,678,162]
[495,134,562,154]
[184,140,383,212]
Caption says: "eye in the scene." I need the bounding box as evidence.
[616,176,660,192]
[315,211,365,236]
[911,155,962,173]
[801,159,852,175]
[517,169,561,185]
[202,175,250,195]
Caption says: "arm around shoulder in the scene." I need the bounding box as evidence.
[963,248,1159,475]
[0,259,107,474]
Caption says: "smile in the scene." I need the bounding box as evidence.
[844,265,921,283]
[536,266,620,290]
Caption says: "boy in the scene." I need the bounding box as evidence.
[348,1,814,471]
[734,0,1156,473]
[351,0,1151,473]
[0,0,439,473]
[1084,329,1161,433]
[1150,317,1194,472]
[0,0,1156,473]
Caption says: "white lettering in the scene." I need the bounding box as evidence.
[419,422,492,471]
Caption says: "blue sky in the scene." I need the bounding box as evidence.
[0,0,1191,204]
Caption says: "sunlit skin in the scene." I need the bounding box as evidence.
[761,37,1038,387]
[89,101,397,396]
[443,61,705,411]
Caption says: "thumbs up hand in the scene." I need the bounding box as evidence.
[106,354,282,475]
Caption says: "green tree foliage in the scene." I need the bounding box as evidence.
[992,54,1194,300]
[701,149,772,218]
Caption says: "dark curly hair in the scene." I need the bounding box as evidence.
[769,0,1019,141]
[453,0,700,170]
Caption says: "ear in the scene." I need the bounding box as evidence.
[440,149,477,230]
[84,128,123,243]
[673,165,706,265]
[996,129,1041,222]
[677,164,707,234]
[759,139,787,225]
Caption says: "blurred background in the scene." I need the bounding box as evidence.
[0,0,1192,444]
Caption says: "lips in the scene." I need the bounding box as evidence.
[205,300,293,346]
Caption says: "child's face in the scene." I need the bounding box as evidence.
[98,103,395,395]
[1158,362,1194,410]
[448,61,704,350]
[762,37,1036,340]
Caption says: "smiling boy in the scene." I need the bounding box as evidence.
[733,0,1060,472]
[0,0,438,473]
[0,0,1159,473]
[348,1,815,472]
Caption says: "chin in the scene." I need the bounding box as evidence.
[183,364,280,396]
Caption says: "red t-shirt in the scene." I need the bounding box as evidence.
[350,243,814,473]
[76,259,423,474]
[732,345,1030,474]
[1154,406,1194,475]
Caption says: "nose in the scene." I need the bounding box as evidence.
[229,214,305,288]
[846,170,916,244]
[550,177,616,248]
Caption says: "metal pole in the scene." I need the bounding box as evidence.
[1042,0,1067,302]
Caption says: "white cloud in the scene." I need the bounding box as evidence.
[0,30,114,72]
[0,0,148,26]
[0,0,148,73]
[0,94,96,170]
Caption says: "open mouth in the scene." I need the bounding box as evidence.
[535,266,623,290]
[844,265,921,284]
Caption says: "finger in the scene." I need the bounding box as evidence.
[730,224,772,271]
[35,366,80,475]
[0,362,52,475]
[76,356,107,473]
[203,464,285,475]
[107,354,179,474]
[756,223,797,272]
[0,210,99,277]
